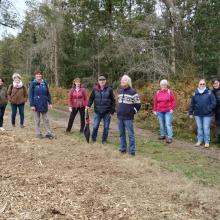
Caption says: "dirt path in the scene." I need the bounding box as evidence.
[53,106,220,161]
[1,110,220,219]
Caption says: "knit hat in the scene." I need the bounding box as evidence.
[12,73,21,80]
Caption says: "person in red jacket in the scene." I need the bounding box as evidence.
[153,79,176,143]
[66,78,87,134]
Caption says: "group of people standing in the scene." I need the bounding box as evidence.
[66,75,141,156]
[1,71,220,155]
[0,71,53,139]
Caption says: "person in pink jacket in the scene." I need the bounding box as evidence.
[66,78,87,134]
[153,79,176,143]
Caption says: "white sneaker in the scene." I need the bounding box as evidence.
[194,142,201,147]
[0,127,5,131]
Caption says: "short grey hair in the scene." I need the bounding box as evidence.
[160,79,168,86]
[121,75,132,88]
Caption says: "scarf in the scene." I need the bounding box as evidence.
[197,87,206,94]
[13,81,23,89]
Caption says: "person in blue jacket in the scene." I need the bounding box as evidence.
[29,70,53,139]
[189,79,216,148]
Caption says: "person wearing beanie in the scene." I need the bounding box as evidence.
[7,73,28,128]
[0,77,8,131]
[29,70,54,139]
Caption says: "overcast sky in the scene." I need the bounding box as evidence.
[0,0,28,38]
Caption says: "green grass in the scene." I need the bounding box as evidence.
[49,107,220,187]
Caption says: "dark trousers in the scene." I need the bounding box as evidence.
[11,103,25,126]
[66,107,85,132]
[0,104,6,127]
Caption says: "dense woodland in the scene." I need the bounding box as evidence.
[0,0,219,87]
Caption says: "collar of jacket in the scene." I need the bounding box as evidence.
[121,86,130,91]
[33,79,46,85]
[95,84,108,91]
[195,88,209,95]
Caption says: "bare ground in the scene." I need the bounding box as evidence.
[1,111,220,219]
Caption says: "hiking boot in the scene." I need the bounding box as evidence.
[166,139,172,144]
[36,134,44,139]
[45,133,54,139]
[204,143,210,148]
[12,124,15,128]
[20,124,24,128]
[102,141,107,145]
[158,136,166,140]
[194,142,201,147]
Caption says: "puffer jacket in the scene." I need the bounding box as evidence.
[88,85,115,114]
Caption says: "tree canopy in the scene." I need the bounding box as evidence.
[0,0,219,86]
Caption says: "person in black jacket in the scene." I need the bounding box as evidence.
[87,76,115,144]
[212,79,220,144]
[189,79,216,148]
[117,75,141,156]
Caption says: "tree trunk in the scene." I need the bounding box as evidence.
[162,0,176,75]
[54,28,59,86]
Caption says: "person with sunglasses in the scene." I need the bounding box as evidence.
[189,79,216,147]
[212,79,220,145]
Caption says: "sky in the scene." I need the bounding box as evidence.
[0,0,28,38]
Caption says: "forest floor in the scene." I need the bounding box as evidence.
[1,107,220,219]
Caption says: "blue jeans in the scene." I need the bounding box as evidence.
[0,104,6,127]
[157,112,173,139]
[11,103,25,126]
[92,112,111,143]
[118,119,135,155]
[195,116,212,144]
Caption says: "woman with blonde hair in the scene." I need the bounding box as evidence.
[189,79,216,147]
[7,73,28,128]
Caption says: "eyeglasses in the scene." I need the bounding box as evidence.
[199,83,205,85]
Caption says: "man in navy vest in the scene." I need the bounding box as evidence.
[87,76,115,144]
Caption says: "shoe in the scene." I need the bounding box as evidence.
[194,142,201,147]
[36,134,44,139]
[102,141,107,145]
[119,149,126,154]
[166,139,172,144]
[20,125,24,128]
[204,143,210,148]
[0,127,5,131]
[45,133,54,139]
[158,136,166,140]
[129,153,135,157]
[12,124,15,127]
